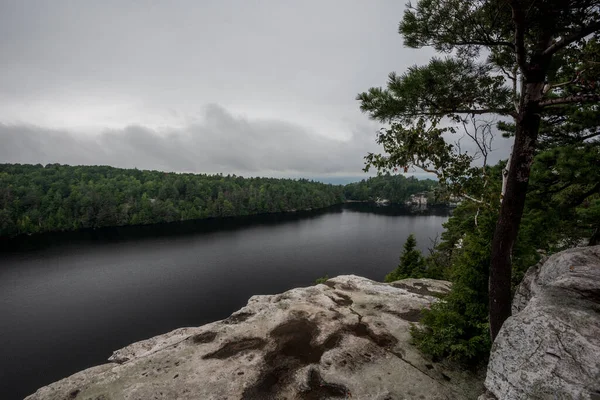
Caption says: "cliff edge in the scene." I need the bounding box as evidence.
[26,276,482,400]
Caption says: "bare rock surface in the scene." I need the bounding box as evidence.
[483,246,600,400]
[27,275,483,400]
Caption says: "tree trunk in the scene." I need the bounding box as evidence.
[488,82,543,341]
[589,223,600,246]
[501,145,513,202]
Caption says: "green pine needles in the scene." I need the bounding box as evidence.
[385,234,427,282]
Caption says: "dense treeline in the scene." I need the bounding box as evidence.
[388,154,599,365]
[0,164,345,237]
[343,174,438,203]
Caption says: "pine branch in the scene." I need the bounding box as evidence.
[543,131,600,145]
[454,40,515,49]
[543,67,592,94]
[539,94,600,107]
[461,193,485,204]
[413,163,441,176]
[543,21,600,56]
[543,78,577,94]
[579,132,600,142]
[557,131,600,143]
[537,181,574,196]
[564,181,600,208]
[392,109,514,119]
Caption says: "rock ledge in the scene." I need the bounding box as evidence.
[27,275,482,400]
[482,246,600,400]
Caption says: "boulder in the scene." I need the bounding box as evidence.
[27,275,482,400]
[483,246,600,400]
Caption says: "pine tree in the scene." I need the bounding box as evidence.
[358,0,600,340]
[386,234,426,281]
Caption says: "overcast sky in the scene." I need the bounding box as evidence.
[0,1,510,180]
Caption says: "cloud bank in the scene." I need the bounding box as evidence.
[0,104,379,177]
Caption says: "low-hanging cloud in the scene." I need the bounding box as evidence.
[0,104,379,177]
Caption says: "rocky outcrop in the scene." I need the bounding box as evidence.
[483,246,600,400]
[27,275,482,400]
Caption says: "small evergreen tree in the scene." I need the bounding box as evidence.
[409,202,497,365]
[385,234,426,282]
[411,229,492,365]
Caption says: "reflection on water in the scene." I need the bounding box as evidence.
[343,202,451,217]
[1,205,344,253]
[0,204,450,399]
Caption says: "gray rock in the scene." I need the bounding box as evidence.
[484,246,600,400]
[389,278,452,297]
[26,275,482,400]
[477,390,498,400]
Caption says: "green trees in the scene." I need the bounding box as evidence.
[412,230,493,364]
[407,157,597,364]
[358,0,600,340]
[344,174,438,203]
[0,164,345,237]
[411,203,496,364]
[385,234,426,281]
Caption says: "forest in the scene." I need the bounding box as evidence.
[343,174,441,203]
[0,164,442,237]
[0,164,346,237]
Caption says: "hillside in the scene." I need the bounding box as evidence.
[344,174,440,204]
[0,164,345,237]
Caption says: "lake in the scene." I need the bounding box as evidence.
[0,203,450,399]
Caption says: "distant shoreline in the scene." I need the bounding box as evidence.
[0,203,453,249]
[0,202,344,242]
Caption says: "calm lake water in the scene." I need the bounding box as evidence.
[0,203,450,399]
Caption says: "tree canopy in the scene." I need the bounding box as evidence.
[407,156,598,364]
[343,174,439,203]
[358,0,600,339]
[0,164,345,237]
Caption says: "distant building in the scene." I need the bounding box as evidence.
[405,193,428,206]
[448,195,461,207]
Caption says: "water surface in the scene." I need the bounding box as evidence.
[0,203,449,399]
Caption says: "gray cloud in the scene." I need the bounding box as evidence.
[0,104,380,177]
[0,1,511,178]
[0,102,512,179]
[0,1,432,131]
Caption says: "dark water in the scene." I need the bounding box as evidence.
[0,203,450,399]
